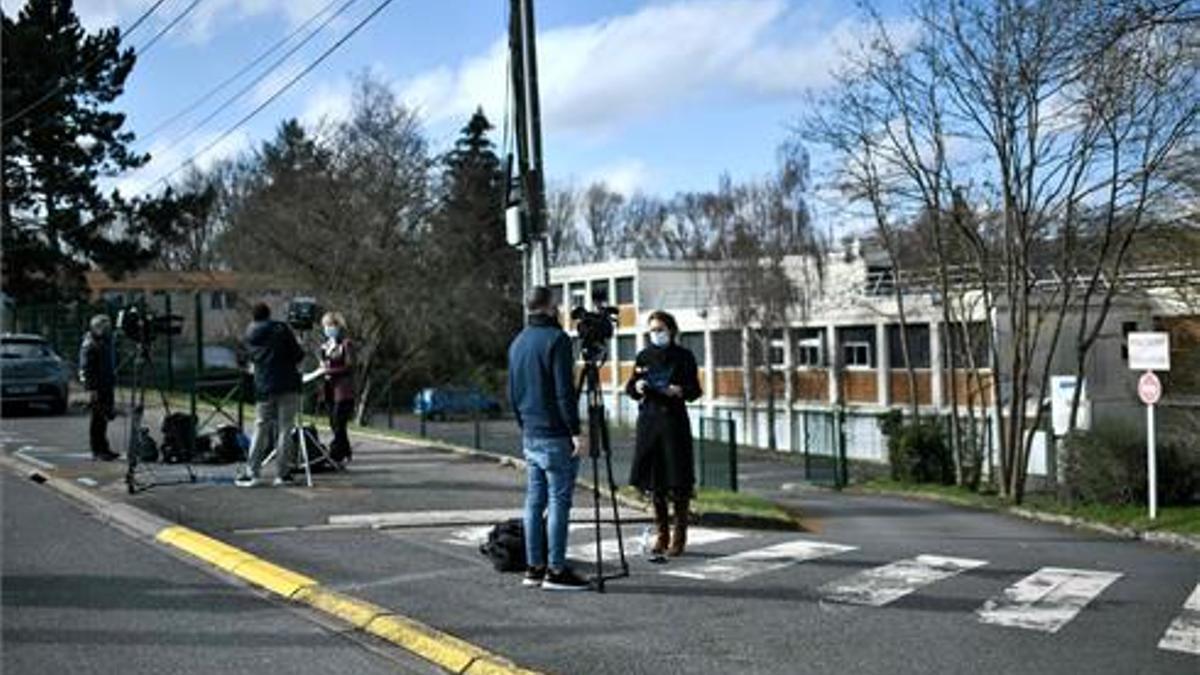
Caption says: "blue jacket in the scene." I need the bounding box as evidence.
[244,319,303,399]
[508,314,580,439]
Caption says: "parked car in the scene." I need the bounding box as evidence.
[412,387,501,420]
[0,334,71,414]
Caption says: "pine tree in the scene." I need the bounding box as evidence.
[1,0,189,300]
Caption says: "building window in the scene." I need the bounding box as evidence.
[591,279,610,305]
[678,331,705,364]
[837,326,876,368]
[1121,321,1138,360]
[568,282,586,310]
[767,329,786,367]
[887,324,931,369]
[549,284,564,308]
[843,342,873,368]
[944,321,991,368]
[616,277,634,305]
[712,331,742,367]
[794,328,824,367]
[617,335,637,362]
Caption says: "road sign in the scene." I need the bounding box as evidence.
[1128,332,1170,371]
[1051,376,1090,436]
[1138,371,1162,405]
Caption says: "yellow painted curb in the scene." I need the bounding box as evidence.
[231,558,317,598]
[293,587,389,628]
[156,526,256,572]
[366,614,489,673]
[464,657,544,675]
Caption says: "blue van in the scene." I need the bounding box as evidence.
[412,387,502,420]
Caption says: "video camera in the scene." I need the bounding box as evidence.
[571,291,618,363]
[286,297,321,332]
[116,306,183,344]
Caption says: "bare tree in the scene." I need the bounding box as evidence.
[580,183,625,263]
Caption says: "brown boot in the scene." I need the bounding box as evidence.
[667,499,689,557]
[652,497,670,555]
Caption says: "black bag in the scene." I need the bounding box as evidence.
[160,412,196,463]
[288,425,338,472]
[133,426,159,462]
[480,518,528,572]
[214,425,245,463]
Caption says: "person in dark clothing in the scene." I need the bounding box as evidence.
[507,286,590,591]
[625,310,702,557]
[319,311,354,464]
[237,302,304,487]
[78,314,118,461]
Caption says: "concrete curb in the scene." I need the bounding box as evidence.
[1,452,545,675]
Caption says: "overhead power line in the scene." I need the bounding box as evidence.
[134,0,203,57]
[136,0,396,196]
[136,0,356,151]
[1,0,175,127]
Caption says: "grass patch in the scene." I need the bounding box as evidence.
[856,479,1200,537]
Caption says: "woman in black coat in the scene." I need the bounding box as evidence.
[626,310,702,557]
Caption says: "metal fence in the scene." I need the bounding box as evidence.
[697,416,738,491]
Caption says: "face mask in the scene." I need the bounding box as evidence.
[324,326,340,340]
[649,330,670,348]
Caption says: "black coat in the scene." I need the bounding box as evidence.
[625,343,702,497]
[244,320,303,400]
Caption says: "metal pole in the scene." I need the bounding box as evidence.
[728,418,738,492]
[1147,403,1157,520]
[192,293,201,431]
[165,294,175,392]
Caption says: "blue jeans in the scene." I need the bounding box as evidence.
[523,436,579,571]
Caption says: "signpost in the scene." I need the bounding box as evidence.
[1128,332,1169,520]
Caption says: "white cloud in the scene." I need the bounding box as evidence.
[395,0,906,140]
[585,159,650,196]
[70,0,330,44]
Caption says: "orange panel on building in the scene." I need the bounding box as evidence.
[713,369,744,398]
[752,371,787,399]
[793,369,828,402]
[618,305,637,328]
[947,370,993,406]
[889,371,933,405]
[842,371,878,403]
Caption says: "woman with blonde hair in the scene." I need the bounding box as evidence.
[319,311,354,463]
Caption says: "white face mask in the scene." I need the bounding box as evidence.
[649,330,670,348]
[324,326,340,340]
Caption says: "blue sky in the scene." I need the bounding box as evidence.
[4,0,908,203]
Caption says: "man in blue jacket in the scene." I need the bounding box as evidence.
[508,286,589,591]
[237,302,304,487]
[79,314,118,461]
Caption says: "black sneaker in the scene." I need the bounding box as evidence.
[522,566,546,588]
[542,567,590,592]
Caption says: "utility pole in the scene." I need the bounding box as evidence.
[506,0,549,304]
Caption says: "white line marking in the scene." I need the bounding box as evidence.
[976,567,1122,633]
[821,554,988,606]
[76,477,99,487]
[332,508,641,528]
[663,539,856,582]
[1158,583,1200,655]
[566,527,743,563]
[13,449,55,469]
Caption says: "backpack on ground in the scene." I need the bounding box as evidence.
[480,518,528,572]
[160,412,196,463]
[214,425,245,463]
[133,426,159,462]
[288,425,338,472]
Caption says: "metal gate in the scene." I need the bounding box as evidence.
[795,409,846,489]
[697,416,738,492]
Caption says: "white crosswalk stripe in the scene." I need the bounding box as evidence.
[566,527,742,563]
[662,539,856,583]
[821,554,988,606]
[1158,582,1200,655]
[976,567,1122,633]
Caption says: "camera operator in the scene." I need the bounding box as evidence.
[625,310,702,557]
[78,314,118,461]
[507,286,589,591]
[319,311,354,464]
[236,302,304,488]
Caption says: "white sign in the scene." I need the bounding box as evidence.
[1128,332,1170,371]
[1050,375,1090,436]
[1138,371,1162,405]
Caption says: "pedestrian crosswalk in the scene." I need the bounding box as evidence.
[441,526,1196,655]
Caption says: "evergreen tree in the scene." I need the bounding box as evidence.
[432,108,521,382]
[2,0,191,300]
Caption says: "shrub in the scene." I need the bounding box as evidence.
[879,411,954,484]
[1063,420,1200,507]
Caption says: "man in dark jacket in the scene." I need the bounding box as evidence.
[237,302,304,487]
[79,314,118,461]
[507,286,589,591]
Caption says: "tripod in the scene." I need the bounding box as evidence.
[126,339,196,494]
[576,357,630,593]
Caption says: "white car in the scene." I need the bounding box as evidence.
[0,333,71,414]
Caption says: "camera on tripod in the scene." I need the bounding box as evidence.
[287,297,321,332]
[570,296,618,363]
[116,306,183,344]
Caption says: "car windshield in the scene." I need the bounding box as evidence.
[0,341,51,359]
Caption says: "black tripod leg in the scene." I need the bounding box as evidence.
[592,450,604,592]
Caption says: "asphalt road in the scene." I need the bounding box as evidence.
[0,466,437,675]
[3,405,1197,675]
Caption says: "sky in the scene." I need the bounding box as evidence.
[3,0,908,206]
